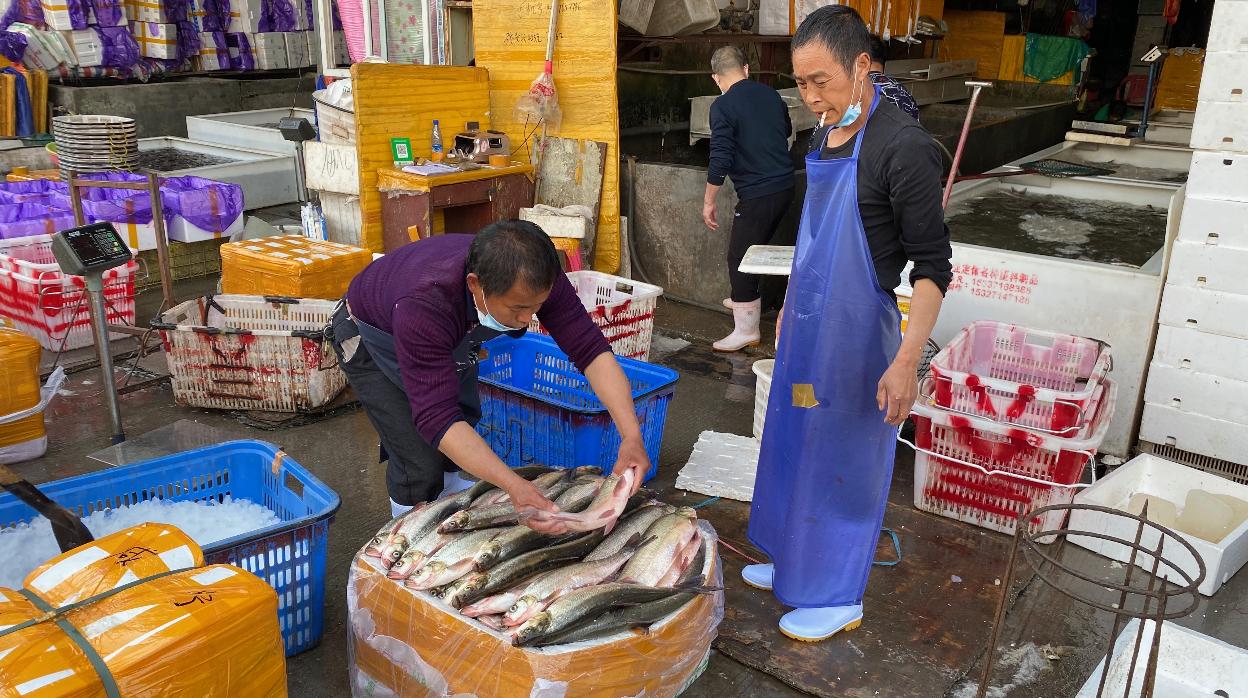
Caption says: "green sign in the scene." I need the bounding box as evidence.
[390,137,414,165]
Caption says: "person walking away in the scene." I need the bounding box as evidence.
[328,221,649,525]
[744,6,952,642]
[702,45,796,352]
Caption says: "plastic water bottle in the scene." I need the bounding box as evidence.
[431,120,443,161]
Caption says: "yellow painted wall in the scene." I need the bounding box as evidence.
[942,10,1006,79]
[350,63,492,252]
[473,0,622,273]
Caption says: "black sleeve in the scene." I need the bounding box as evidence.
[707,99,735,186]
[884,126,953,294]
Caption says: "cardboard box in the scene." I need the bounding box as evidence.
[131,21,179,59]
[252,31,289,70]
[284,31,309,67]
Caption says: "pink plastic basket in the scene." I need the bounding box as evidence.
[0,235,138,351]
[528,271,663,361]
[907,378,1116,538]
[928,321,1112,436]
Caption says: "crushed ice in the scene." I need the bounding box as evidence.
[0,497,280,589]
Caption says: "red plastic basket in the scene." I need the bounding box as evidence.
[928,321,1112,436]
[908,378,1116,537]
[0,235,138,351]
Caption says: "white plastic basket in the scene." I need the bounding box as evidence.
[929,320,1112,437]
[904,378,1117,537]
[752,359,773,439]
[0,235,138,351]
[529,271,663,361]
[154,295,346,412]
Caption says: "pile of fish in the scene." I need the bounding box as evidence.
[363,466,716,647]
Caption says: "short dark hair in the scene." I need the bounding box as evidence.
[867,33,887,67]
[467,220,561,296]
[792,5,871,75]
[711,45,747,76]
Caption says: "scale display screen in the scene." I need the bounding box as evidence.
[52,223,133,275]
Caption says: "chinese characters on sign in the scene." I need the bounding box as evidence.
[947,264,1040,305]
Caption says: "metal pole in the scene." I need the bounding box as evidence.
[86,274,125,444]
[1138,61,1158,140]
[146,173,176,310]
[294,142,310,202]
[942,80,993,210]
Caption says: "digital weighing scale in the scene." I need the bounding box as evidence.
[51,222,134,444]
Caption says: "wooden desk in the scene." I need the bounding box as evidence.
[376,164,535,251]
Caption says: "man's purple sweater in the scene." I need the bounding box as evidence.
[346,234,611,447]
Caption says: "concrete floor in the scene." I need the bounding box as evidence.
[10,287,1248,697]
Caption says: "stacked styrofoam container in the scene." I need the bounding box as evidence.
[1142,0,1248,481]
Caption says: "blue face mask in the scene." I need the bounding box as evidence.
[475,293,523,332]
[830,74,865,129]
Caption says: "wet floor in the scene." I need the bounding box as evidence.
[10,289,1248,697]
[946,189,1169,267]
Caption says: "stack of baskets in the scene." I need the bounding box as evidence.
[909,321,1118,535]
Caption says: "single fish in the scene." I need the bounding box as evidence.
[442,474,586,533]
[405,529,502,590]
[656,529,704,588]
[551,479,604,513]
[512,582,712,647]
[387,529,462,580]
[618,510,699,586]
[502,535,646,628]
[477,614,507,632]
[584,503,674,561]
[531,471,635,534]
[458,531,605,615]
[365,515,404,558]
[471,525,562,572]
[676,535,708,587]
[441,572,489,609]
[471,471,569,508]
[532,592,696,647]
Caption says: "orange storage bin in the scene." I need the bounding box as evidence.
[220,235,372,300]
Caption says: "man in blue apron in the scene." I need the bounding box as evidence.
[744,6,953,642]
[328,221,649,525]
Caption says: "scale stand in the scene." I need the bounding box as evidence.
[51,222,137,445]
[55,171,179,445]
[1137,46,1165,141]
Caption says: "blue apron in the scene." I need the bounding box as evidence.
[748,92,902,608]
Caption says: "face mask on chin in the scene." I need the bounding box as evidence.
[830,72,865,129]
[475,291,523,332]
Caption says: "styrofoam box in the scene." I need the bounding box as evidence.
[519,209,588,239]
[253,32,288,70]
[1197,51,1248,105]
[284,31,310,67]
[303,141,359,195]
[1207,0,1248,53]
[1166,239,1248,293]
[1076,620,1248,697]
[1187,150,1248,202]
[1176,195,1248,249]
[1157,284,1248,340]
[167,213,245,243]
[318,191,362,247]
[1069,454,1248,596]
[1145,362,1248,425]
[1153,324,1248,383]
[1140,402,1248,466]
[1190,101,1248,154]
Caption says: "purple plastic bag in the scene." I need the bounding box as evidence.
[164,0,189,22]
[85,0,125,26]
[175,21,199,63]
[1,0,44,29]
[0,204,77,240]
[226,32,254,70]
[259,0,297,32]
[200,0,226,32]
[161,176,244,232]
[97,25,140,69]
[0,180,67,205]
[0,30,25,62]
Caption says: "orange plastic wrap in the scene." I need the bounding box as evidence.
[0,523,287,698]
[0,329,53,463]
[1155,48,1204,111]
[347,522,724,698]
[220,236,372,300]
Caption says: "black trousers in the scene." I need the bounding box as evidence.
[728,187,795,303]
[329,304,477,506]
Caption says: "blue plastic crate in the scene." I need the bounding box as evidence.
[0,440,340,657]
[476,334,678,479]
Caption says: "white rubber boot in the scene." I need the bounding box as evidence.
[713,299,762,352]
[722,298,733,310]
